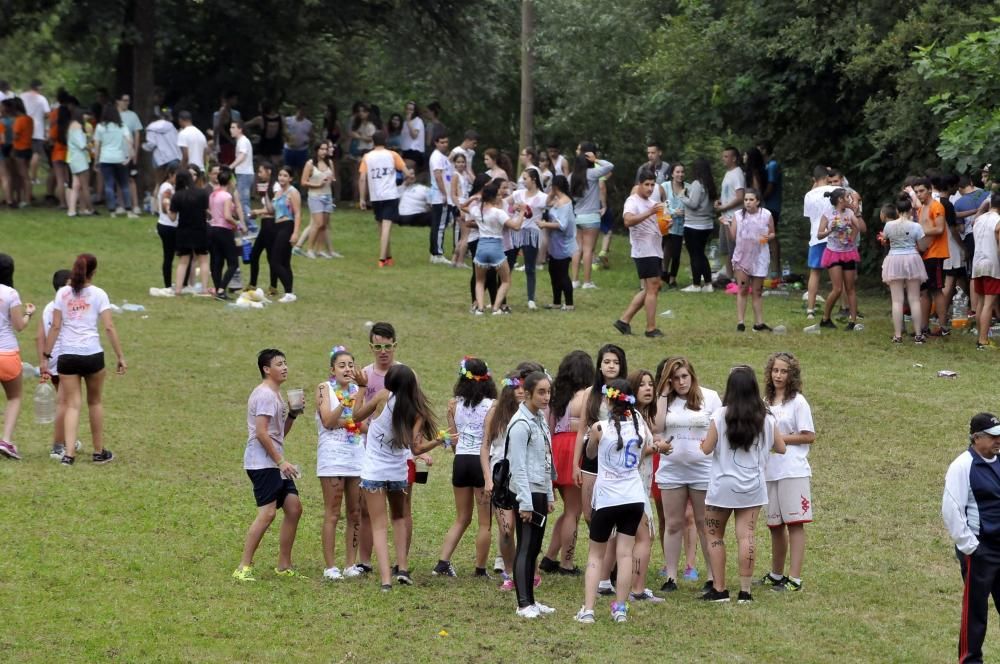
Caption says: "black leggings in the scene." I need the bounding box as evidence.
[468,239,498,305]
[250,217,277,289]
[547,256,573,306]
[209,226,240,292]
[156,224,176,288]
[663,233,684,281]
[684,227,713,286]
[272,221,294,293]
[514,492,548,608]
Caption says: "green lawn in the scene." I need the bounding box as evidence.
[0,207,990,663]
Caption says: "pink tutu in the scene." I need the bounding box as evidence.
[820,247,861,269]
[881,253,927,283]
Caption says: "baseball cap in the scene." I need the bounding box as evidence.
[970,413,1000,436]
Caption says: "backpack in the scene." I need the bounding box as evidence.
[491,420,530,511]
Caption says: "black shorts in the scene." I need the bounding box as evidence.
[372,198,400,223]
[944,266,967,279]
[634,256,662,280]
[829,259,857,271]
[247,468,299,508]
[452,454,485,488]
[589,502,645,542]
[580,451,598,475]
[921,257,945,291]
[14,148,32,161]
[57,352,105,376]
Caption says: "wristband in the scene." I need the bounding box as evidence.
[43,352,52,359]
[277,457,286,466]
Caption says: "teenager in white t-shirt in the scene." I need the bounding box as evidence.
[714,147,746,279]
[0,254,36,461]
[761,352,815,593]
[699,366,784,603]
[229,121,256,228]
[428,134,455,262]
[176,112,208,169]
[803,166,836,318]
[37,269,73,459]
[612,171,665,338]
[40,254,126,466]
[359,131,411,266]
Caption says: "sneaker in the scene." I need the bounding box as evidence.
[61,455,75,466]
[683,565,699,581]
[274,567,307,578]
[581,282,598,290]
[472,307,484,316]
[384,258,395,266]
[737,590,753,604]
[343,564,366,578]
[756,573,784,587]
[819,319,836,329]
[752,323,772,332]
[597,580,615,596]
[474,568,493,580]
[644,328,664,338]
[629,588,665,603]
[977,341,997,351]
[323,567,343,581]
[494,557,506,574]
[612,320,632,335]
[914,334,927,345]
[736,323,746,332]
[114,207,126,216]
[702,580,715,593]
[431,255,451,265]
[395,569,414,585]
[681,284,702,293]
[317,251,333,259]
[492,306,511,316]
[500,577,514,592]
[571,280,580,289]
[50,443,66,459]
[700,587,731,602]
[232,566,256,582]
[126,211,139,219]
[92,449,114,464]
[378,259,389,268]
[278,293,297,303]
[846,322,864,332]
[660,578,678,592]
[292,247,306,257]
[773,577,802,592]
[560,304,575,311]
[516,604,540,619]
[557,566,582,577]
[702,284,714,293]
[891,336,903,344]
[610,601,629,623]
[380,583,392,592]
[574,607,596,624]
[527,300,537,311]
[514,263,526,272]
[0,440,22,460]
[534,601,556,615]
[539,557,559,574]
[431,561,457,578]
[598,251,610,269]
[304,250,317,259]
[805,309,815,320]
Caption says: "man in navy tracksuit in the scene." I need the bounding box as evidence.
[943,413,1000,664]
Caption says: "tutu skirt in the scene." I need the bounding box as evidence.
[552,431,577,487]
[882,253,927,283]
[821,247,861,268]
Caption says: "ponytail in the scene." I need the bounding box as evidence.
[70,253,97,294]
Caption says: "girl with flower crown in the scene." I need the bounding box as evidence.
[315,346,365,581]
[574,378,672,625]
[433,357,498,578]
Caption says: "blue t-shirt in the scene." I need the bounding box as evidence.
[763,159,782,212]
[955,189,989,238]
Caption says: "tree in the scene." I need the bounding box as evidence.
[518,0,535,156]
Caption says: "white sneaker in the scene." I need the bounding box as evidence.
[317,251,333,259]
[800,293,826,303]
[305,250,317,259]
[681,284,702,293]
[126,211,139,219]
[571,281,580,289]
[329,251,344,258]
[527,300,537,311]
[514,264,526,272]
[493,557,505,574]
[597,579,615,595]
[533,602,556,615]
[342,565,364,578]
[278,293,297,303]
[115,207,126,215]
[516,605,540,619]
[581,282,598,290]
[702,284,714,293]
[431,255,450,265]
[574,607,596,624]
[323,567,343,581]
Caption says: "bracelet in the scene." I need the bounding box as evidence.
[43,352,52,359]
[288,412,298,420]
[277,457,286,466]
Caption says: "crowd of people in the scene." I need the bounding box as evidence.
[234,325,815,622]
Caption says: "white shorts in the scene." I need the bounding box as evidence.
[657,482,708,492]
[766,477,813,527]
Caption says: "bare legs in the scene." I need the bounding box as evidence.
[571,227,599,285]
[320,477,362,570]
[705,505,760,593]
[544,484,582,570]
[365,488,408,586]
[889,279,924,338]
[239,495,302,570]
[1,374,22,443]
[59,370,107,458]
[174,253,210,295]
[769,522,806,580]
[438,486,492,570]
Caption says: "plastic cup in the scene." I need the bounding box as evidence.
[287,388,305,411]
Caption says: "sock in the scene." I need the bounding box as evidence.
[474,567,488,576]
[789,576,801,585]
[769,572,783,581]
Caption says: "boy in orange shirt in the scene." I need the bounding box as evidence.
[914,177,949,334]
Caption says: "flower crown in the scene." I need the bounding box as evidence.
[501,376,522,389]
[330,345,349,358]
[602,384,636,405]
[459,356,491,382]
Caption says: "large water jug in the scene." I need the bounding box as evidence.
[34,381,56,425]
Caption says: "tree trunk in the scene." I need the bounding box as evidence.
[133,0,155,124]
[518,0,535,158]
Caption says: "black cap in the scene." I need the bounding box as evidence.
[970,413,1000,436]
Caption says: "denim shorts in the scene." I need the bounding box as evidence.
[473,237,506,267]
[360,478,409,493]
[575,212,601,230]
[308,193,334,214]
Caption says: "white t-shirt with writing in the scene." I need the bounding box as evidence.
[244,384,286,470]
[656,389,722,487]
[360,148,406,202]
[361,396,410,482]
[316,384,364,477]
[177,126,208,169]
[764,394,814,481]
[53,285,111,356]
[592,416,652,510]
[706,408,777,509]
[455,397,493,456]
[429,150,454,205]
[234,135,254,175]
[398,183,431,216]
[0,284,22,351]
[623,193,663,259]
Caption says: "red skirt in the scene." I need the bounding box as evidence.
[552,431,577,487]
[651,453,661,500]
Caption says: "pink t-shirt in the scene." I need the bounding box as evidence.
[209,188,235,229]
[624,193,663,259]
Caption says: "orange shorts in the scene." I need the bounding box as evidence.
[0,350,22,382]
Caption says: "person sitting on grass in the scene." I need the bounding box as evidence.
[233,348,304,582]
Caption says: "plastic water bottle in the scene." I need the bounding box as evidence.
[708,242,721,271]
[21,361,40,378]
[121,302,145,312]
[951,288,968,329]
[242,238,252,264]
[143,191,153,214]
[34,381,56,424]
[803,324,821,335]
[781,260,791,278]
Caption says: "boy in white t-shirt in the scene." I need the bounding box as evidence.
[714,147,745,281]
[228,120,257,233]
[359,131,411,267]
[233,348,304,582]
[612,170,665,338]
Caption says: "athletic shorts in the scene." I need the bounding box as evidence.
[360,478,409,493]
[634,256,662,280]
[0,349,21,382]
[372,198,400,223]
[944,266,967,279]
[589,502,644,542]
[766,477,813,527]
[32,139,46,155]
[452,454,485,488]
[974,276,1000,296]
[600,207,614,234]
[807,242,827,270]
[14,148,32,161]
[247,468,299,508]
[921,257,945,291]
[57,352,105,376]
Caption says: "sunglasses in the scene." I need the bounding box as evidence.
[369,342,397,352]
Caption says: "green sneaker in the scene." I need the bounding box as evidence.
[274,567,307,578]
[232,566,256,582]
[772,577,802,592]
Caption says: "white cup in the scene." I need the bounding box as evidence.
[287,388,305,411]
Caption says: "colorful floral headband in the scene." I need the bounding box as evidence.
[602,384,636,405]
[330,345,350,358]
[459,356,491,382]
[502,376,522,389]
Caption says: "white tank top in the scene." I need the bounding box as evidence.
[315,381,364,477]
[454,397,493,455]
[360,395,409,481]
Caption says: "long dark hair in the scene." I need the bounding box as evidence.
[585,344,627,426]
[484,371,523,444]
[628,369,657,428]
[551,350,594,419]
[722,366,767,452]
[70,253,97,294]
[743,146,767,192]
[56,104,72,145]
[100,104,122,127]
[604,378,641,451]
[0,253,13,288]
[387,113,403,137]
[569,154,591,199]
[691,157,718,201]
[453,357,497,408]
[312,141,334,170]
[385,364,436,449]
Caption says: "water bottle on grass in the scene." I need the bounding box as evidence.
[34,381,56,424]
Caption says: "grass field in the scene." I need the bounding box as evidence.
[0,206,992,663]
